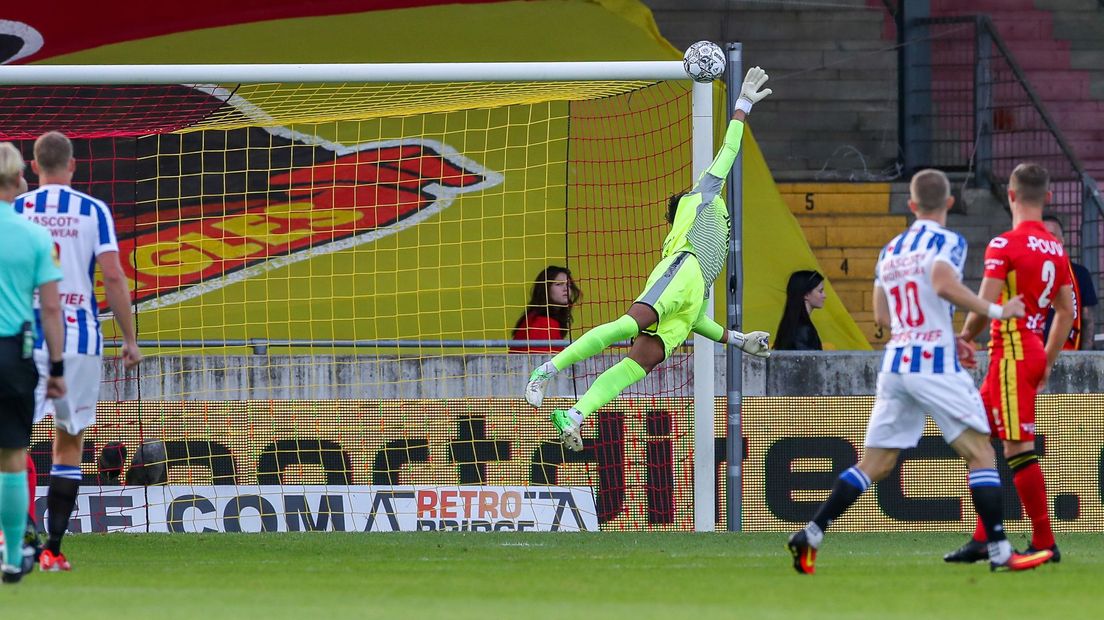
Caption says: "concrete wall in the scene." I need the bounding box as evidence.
[641,0,899,180]
[102,351,1104,400]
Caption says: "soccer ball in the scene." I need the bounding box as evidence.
[683,41,726,83]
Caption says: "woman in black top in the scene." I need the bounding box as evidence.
[774,270,826,351]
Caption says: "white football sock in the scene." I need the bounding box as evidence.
[988,540,1012,565]
[804,522,824,549]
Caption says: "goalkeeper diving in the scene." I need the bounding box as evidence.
[525,67,774,451]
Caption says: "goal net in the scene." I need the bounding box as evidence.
[0,62,720,532]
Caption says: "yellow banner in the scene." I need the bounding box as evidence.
[46,0,865,351]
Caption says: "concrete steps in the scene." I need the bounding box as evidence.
[642,0,897,180]
[777,182,905,347]
[1035,0,1099,10]
[933,0,1035,9]
[779,182,893,215]
[924,0,1104,186]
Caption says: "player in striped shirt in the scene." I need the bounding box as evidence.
[523,67,774,452]
[13,132,142,571]
[944,163,1074,565]
[786,169,1052,574]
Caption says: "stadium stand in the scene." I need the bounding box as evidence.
[645,0,899,181]
[927,0,1104,180]
[779,183,901,347]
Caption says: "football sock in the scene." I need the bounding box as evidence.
[989,540,1013,566]
[0,472,29,568]
[550,315,639,372]
[809,466,870,534]
[968,467,998,543]
[25,455,36,521]
[46,465,81,555]
[573,357,647,418]
[968,468,1007,550]
[1009,451,1055,549]
[968,468,1011,564]
[802,522,824,549]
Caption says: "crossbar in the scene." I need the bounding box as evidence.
[0,62,688,85]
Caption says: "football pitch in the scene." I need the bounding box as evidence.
[1,532,1100,618]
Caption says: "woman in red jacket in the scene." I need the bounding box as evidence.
[510,266,581,353]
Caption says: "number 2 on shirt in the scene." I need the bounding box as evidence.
[1038,259,1055,308]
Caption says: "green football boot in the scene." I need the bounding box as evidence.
[550,409,583,452]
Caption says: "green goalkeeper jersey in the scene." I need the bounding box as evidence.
[661,119,743,288]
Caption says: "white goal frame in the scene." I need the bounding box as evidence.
[0,61,719,532]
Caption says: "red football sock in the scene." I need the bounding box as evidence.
[26,454,37,521]
[1011,454,1055,549]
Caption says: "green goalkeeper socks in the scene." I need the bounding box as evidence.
[574,357,647,418]
[0,471,28,568]
[551,315,640,372]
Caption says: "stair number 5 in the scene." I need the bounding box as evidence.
[804,193,814,210]
[889,281,924,327]
[1038,260,1056,308]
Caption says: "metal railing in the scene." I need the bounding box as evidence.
[907,15,1104,279]
[102,339,641,355]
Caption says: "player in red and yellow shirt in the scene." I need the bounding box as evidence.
[946,163,1074,564]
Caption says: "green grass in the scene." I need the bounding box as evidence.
[2,532,1100,618]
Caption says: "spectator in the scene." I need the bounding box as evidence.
[774,270,826,350]
[510,266,581,353]
[1042,215,1097,350]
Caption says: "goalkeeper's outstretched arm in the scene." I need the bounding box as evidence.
[691,313,771,358]
[690,66,772,201]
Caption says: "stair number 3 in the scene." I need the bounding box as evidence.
[1038,260,1056,308]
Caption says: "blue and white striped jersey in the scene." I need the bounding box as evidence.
[874,220,968,374]
[14,184,119,356]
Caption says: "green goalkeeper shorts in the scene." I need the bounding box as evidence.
[634,251,706,359]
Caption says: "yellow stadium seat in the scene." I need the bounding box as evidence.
[779,183,906,349]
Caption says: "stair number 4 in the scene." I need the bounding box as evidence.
[1038,260,1055,308]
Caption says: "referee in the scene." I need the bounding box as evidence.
[0,142,65,584]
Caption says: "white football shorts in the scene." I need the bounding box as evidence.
[864,370,990,449]
[33,350,102,436]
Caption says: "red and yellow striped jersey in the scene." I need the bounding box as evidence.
[983,220,1072,359]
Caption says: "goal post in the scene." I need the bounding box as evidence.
[0,61,722,532]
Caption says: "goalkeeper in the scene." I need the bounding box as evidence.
[525,66,773,452]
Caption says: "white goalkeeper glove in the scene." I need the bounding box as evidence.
[735,66,772,115]
[729,330,771,358]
